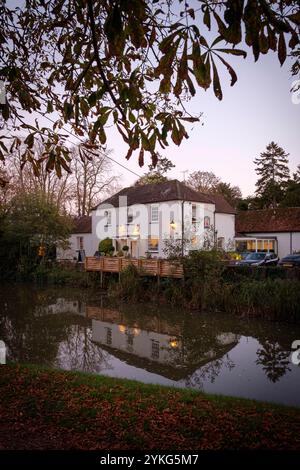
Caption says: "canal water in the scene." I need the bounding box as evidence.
[0,284,300,406]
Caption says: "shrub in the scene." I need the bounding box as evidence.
[183,250,224,311]
[225,279,300,322]
[99,238,114,255]
[108,264,145,301]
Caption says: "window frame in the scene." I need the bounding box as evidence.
[148,235,159,252]
[151,205,159,223]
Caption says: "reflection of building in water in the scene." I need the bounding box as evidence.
[88,306,239,380]
[92,319,183,366]
[42,299,86,316]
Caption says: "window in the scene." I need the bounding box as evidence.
[105,327,112,346]
[104,210,111,226]
[127,208,133,223]
[204,216,210,228]
[151,340,160,359]
[148,236,159,252]
[151,205,159,223]
[192,204,197,224]
[77,236,84,250]
[217,237,225,250]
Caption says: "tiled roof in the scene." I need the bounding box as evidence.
[94,179,235,214]
[208,193,236,214]
[236,207,300,233]
[72,215,92,234]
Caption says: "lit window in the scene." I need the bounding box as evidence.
[148,236,159,252]
[151,205,159,223]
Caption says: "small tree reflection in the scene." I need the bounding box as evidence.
[256,340,291,383]
[55,324,112,373]
[184,354,235,389]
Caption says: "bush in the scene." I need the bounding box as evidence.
[99,238,114,255]
[183,250,224,311]
[108,264,146,301]
[224,279,300,322]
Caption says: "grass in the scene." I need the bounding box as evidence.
[0,363,300,450]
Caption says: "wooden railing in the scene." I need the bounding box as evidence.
[85,256,183,278]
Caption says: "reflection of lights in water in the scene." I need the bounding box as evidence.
[169,338,179,348]
[119,325,140,336]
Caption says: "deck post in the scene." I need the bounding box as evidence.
[100,270,103,288]
[157,259,161,285]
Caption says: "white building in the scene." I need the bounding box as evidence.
[235,207,300,259]
[92,180,235,258]
[57,215,94,261]
[58,180,236,260]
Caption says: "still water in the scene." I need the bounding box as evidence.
[0,284,300,406]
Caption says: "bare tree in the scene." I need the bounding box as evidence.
[71,144,120,216]
[187,171,221,194]
[3,139,72,211]
[1,139,120,216]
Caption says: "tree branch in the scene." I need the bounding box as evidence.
[87,0,127,122]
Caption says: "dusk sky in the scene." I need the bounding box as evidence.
[106,50,299,197]
[11,0,299,198]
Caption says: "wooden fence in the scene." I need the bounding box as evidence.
[85,256,184,278]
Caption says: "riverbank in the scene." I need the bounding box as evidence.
[3,255,300,322]
[1,364,300,450]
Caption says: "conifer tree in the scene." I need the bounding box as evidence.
[254,142,290,208]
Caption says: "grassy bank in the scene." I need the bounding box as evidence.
[1,364,300,450]
[3,253,300,322]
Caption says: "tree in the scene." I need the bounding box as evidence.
[4,140,72,210]
[214,182,242,208]
[187,171,221,193]
[1,138,119,215]
[0,1,299,183]
[280,165,300,207]
[71,144,120,216]
[134,156,175,186]
[187,170,242,208]
[0,192,73,276]
[254,142,290,208]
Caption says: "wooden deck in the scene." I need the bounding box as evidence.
[85,256,184,278]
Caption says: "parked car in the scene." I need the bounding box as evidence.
[278,254,300,268]
[235,252,279,266]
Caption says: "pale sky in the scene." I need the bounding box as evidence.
[106,50,300,197]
